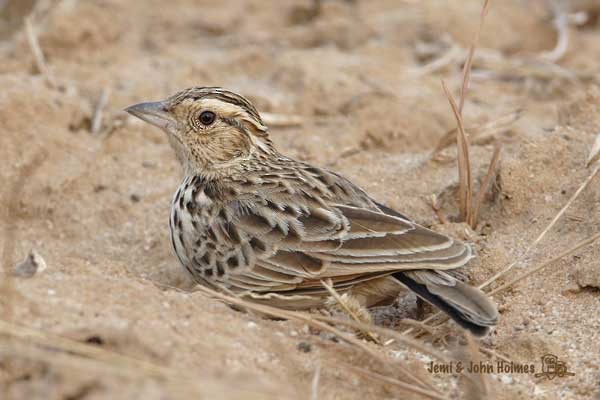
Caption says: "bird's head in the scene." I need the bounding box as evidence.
[126,87,272,176]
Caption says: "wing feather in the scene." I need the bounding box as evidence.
[196,165,473,297]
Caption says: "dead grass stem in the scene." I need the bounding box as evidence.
[441,0,494,229]
[540,0,570,63]
[459,335,491,400]
[586,132,600,167]
[458,0,491,115]
[433,109,522,154]
[24,15,56,88]
[321,279,380,343]
[341,363,449,400]
[91,88,111,134]
[311,362,321,400]
[442,80,473,224]
[429,194,449,224]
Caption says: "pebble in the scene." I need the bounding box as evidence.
[297,342,312,353]
[13,249,47,278]
[575,264,600,289]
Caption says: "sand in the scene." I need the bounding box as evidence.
[1,1,599,399]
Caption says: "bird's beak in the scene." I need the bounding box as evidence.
[125,100,175,130]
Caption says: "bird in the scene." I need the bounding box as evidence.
[125,87,498,336]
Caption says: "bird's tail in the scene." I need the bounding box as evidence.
[392,271,498,336]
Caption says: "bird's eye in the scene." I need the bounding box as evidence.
[198,111,216,126]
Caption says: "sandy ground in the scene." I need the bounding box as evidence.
[1,0,599,399]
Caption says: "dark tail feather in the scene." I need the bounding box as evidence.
[393,272,497,336]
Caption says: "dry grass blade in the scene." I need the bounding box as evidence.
[459,335,491,399]
[478,346,510,363]
[341,364,449,400]
[586,132,600,167]
[91,88,111,134]
[311,362,321,400]
[433,109,522,154]
[392,318,437,336]
[24,15,56,88]
[471,143,501,227]
[321,279,380,343]
[540,0,570,63]
[470,108,522,146]
[459,44,476,116]
[400,313,438,337]
[458,0,491,115]
[442,80,473,223]
[413,43,463,77]
[487,230,600,297]
[308,313,448,362]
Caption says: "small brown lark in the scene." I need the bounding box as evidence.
[126,87,498,336]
